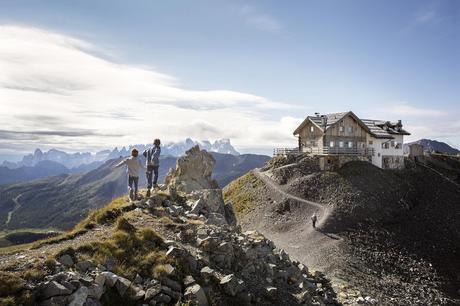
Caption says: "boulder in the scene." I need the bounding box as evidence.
[38,281,72,300]
[165,146,218,193]
[162,264,175,276]
[75,260,94,273]
[265,286,277,299]
[68,286,88,306]
[219,274,244,296]
[127,285,145,301]
[39,296,68,306]
[115,276,132,296]
[88,284,104,300]
[57,255,74,267]
[145,284,161,301]
[190,198,204,214]
[184,284,209,306]
[183,275,196,287]
[161,285,181,300]
[153,293,171,304]
[94,273,105,287]
[166,246,186,259]
[100,272,118,287]
[83,298,102,306]
[207,213,227,226]
[162,277,182,292]
[224,202,237,226]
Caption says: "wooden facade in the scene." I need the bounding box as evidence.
[297,113,370,154]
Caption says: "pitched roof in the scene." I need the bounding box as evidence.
[361,119,411,138]
[293,112,350,135]
[293,111,410,139]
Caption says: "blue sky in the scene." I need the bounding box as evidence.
[0,0,458,157]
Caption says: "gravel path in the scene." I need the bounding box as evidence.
[251,169,343,273]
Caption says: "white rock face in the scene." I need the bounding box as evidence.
[165,145,219,193]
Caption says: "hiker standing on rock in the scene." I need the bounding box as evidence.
[143,139,161,197]
[114,148,144,201]
[311,212,318,229]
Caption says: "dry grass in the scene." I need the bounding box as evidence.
[187,219,205,225]
[0,271,33,306]
[223,171,263,216]
[75,217,172,279]
[1,196,138,254]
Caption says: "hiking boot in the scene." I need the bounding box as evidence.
[146,189,151,198]
[129,188,134,201]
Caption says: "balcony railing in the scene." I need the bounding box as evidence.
[273,147,300,156]
[303,146,374,156]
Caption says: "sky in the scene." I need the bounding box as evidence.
[0,0,458,158]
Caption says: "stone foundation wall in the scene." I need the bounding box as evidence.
[319,155,371,171]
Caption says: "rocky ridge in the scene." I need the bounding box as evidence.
[0,146,338,306]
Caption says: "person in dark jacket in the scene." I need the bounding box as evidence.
[143,139,161,197]
[311,212,318,229]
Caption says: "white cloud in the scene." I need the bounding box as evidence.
[239,5,283,33]
[0,25,297,154]
[380,102,447,117]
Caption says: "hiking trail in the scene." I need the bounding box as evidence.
[252,169,343,274]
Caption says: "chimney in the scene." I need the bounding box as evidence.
[320,115,327,127]
[315,112,320,117]
[397,120,402,131]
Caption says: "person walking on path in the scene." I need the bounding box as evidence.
[143,139,161,197]
[114,148,144,201]
[311,212,318,229]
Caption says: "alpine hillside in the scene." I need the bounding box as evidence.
[0,146,337,306]
[224,154,460,305]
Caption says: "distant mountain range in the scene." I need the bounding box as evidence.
[404,139,460,155]
[2,138,239,169]
[0,152,269,231]
[0,138,240,186]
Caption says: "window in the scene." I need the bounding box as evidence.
[339,126,344,132]
[391,141,395,147]
[347,126,353,133]
[368,140,373,145]
[348,141,353,148]
[310,126,314,133]
[339,141,344,148]
[395,143,401,149]
[329,141,334,147]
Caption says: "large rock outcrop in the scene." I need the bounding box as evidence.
[163,145,236,226]
[165,145,219,193]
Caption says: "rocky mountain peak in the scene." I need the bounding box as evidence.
[165,145,219,193]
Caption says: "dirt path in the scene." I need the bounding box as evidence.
[415,161,460,188]
[5,194,23,226]
[252,169,343,275]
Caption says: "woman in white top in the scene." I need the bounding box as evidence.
[115,148,144,201]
